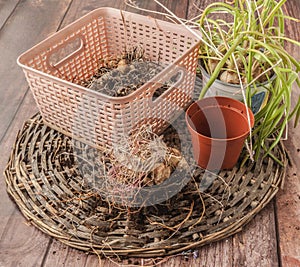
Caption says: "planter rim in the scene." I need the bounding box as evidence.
[185,97,254,142]
[199,64,276,88]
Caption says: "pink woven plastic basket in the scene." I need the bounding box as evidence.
[17,8,200,149]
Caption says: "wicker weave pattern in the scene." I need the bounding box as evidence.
[5,113,287,258]
[18,8,200,149]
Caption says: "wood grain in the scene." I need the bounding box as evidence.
[232,202,279,267]
[43,240,90,267]
[60,0,189,29]
[0,0,20,30]
[275,1,300,267]
[0,0,73,266]
[0,92,38,235]
[0,93,45,267]
[0,0,72,142]
[277,127,300,267]
[0,210,50,267]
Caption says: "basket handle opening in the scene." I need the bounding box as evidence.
[151,69,185,103]
[47,35,85,70]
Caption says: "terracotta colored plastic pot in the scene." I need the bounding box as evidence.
[185,96,254,170]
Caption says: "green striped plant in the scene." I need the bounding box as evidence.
[197,0,300,163]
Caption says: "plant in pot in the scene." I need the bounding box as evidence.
[197,0,300,163]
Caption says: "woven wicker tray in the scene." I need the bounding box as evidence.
[4,112,287,259]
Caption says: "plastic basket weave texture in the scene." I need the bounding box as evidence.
[17,8,200,149]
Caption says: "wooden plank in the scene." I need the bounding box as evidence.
[195,238,233,267]
[0,0,73,233]
[0,210,50,267]
[276,136,300,267]
[0,92,38,236]
[59,0,188,29]
[0,93,48,267]
[43,240,90,267]
[58,0,125,26]
[275,1,300,266]
[232,202,278,267]
[0,0,20,30]
[0,0,73,266]
[0,0,72,142]
[187,0,217,21]
[46,238,233,267]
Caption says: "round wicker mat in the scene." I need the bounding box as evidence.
[5,113,287,258]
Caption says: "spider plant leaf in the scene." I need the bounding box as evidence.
[263,0,287,28]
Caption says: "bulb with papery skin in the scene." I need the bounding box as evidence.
[220,70,240,84]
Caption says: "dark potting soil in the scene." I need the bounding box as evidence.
[81,50,180,98]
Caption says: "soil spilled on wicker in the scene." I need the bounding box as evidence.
[80,46,178,97]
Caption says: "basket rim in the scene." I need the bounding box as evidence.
[17,7,201,102]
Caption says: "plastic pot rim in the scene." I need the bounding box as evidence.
[186,98,254,142]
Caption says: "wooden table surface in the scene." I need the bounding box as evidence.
[0,0,299,266]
